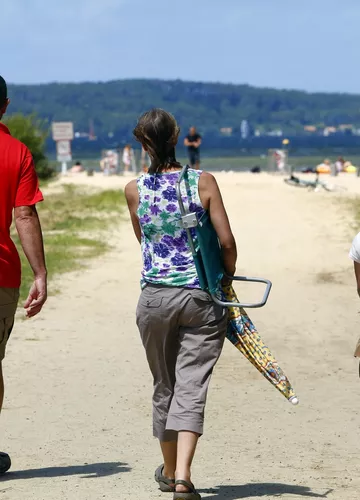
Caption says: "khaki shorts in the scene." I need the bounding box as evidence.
[136,284,227,440]
[0,288,20,361]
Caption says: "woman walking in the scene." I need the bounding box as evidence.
[125,109,237,500]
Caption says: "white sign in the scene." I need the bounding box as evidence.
[56,140,72,162]
[52,122,74,141]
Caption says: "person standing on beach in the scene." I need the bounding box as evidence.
[184,126,202,170]
[349,233,360,365]
[125,109,236,499]
[0,75,47,473]
[123,144,135,175]
[141,146,150,173]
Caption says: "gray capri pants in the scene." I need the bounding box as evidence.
[136,284,227,441]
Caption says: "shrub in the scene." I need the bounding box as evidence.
[5,114,55,180]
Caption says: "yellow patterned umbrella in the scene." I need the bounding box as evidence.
[222,285,299,405]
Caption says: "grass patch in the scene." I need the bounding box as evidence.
[15,185,125,301]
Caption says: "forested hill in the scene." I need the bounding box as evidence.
[7,79,360,138]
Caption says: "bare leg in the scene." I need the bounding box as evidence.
[195,161,200,170]
[160,440,177,480]
[0,363,3,411]
[0,361,11,474]
[175,431,199,492]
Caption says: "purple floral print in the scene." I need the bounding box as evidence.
[154,243,170,259]
[171,253,190,266]
[166,204,177,213]
[162,186,177,202]
[140,214,152,224]
[136,170,205,288]
[150,205,161,215]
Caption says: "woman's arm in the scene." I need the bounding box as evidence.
[125,180,141,244]
[198,172,237,277]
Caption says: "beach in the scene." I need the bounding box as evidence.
[1,171,359,500]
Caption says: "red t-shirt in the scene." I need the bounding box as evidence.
[0,123,43,288]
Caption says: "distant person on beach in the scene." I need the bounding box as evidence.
[122,144,134,175]
[335,157,345,174]
[184,126,201,169]
[100,151,108,173]
[0,75,47,473]
[315,158,331,174]
[101,150,118,175]
[69,161,84,174]
[349,233,360,366]
[125,108,236,499]
[141,147,150,173]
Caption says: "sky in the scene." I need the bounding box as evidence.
[2,0,360,93]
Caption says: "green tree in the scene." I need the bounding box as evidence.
[5,114,55,180]
[6,79,360,140]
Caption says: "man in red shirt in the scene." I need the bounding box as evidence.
[0,76,47,473]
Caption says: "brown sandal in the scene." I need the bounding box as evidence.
[173,480,201,500]
[155,464,175,492]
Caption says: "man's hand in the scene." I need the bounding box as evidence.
[15,204,47,318]
[24,275,47,318]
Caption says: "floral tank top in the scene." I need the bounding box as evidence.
[137,169,205,288]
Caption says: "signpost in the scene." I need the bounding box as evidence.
[52,122,74,175]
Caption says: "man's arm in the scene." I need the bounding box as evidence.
[125,180,141,244]
[184,136,192,147]
[353,262,360,297]
[15,205,47,317]
[14,149,46,317]
[194,136,202,148]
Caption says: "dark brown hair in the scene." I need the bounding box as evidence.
[133,108,181,173]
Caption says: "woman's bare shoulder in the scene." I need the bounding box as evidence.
[124,179,138,200]
[199,171,219,191]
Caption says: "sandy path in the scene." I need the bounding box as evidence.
[1,172,359,500]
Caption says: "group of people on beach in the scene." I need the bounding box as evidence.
[1,70,360,500]
[96,126,202,177]
[99,145,136,175]
[310,157,358,175]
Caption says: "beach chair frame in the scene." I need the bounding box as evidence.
[176,165,272,308]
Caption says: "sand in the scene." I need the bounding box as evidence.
[1,171,359,500]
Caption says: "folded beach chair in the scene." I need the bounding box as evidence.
[176,165,299,405]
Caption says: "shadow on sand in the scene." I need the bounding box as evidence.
[199,483,333,499]
[2,461,130,481]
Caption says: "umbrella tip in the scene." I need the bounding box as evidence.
[289,396,299,405]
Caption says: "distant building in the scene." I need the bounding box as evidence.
[241,120,250,139]
[323,126,337,136]
[75,131,90,139]
[220,127,233,136]
[339,124,353,131]
[338,124,354,135]
[304,125,317,133]
[267,129,283,137]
